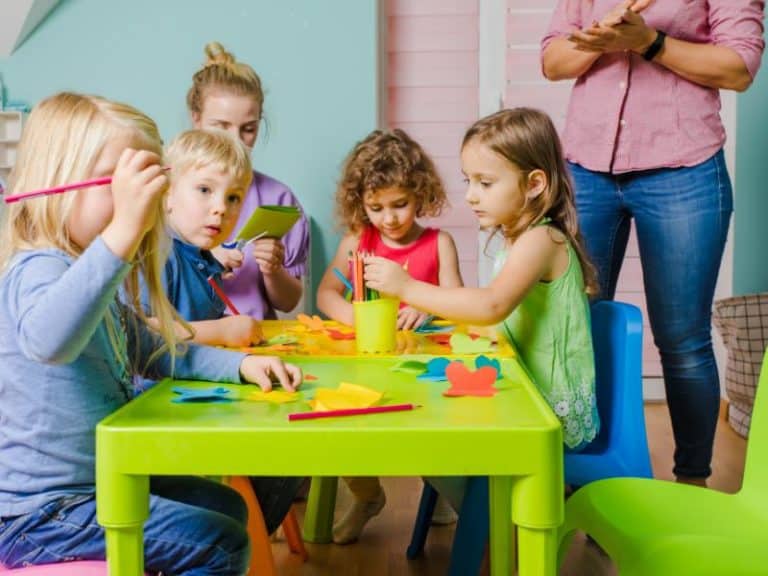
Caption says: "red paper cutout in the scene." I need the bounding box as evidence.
[443,361,498,397]
[326,328,356,340]
[426,333,452,346]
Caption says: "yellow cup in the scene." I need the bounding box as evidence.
[353,298,399,353]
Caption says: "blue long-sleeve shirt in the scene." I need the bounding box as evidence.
[0,236,246,516]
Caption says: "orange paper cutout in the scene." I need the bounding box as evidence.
[426,333,452,346]
[305,374,318,381]
[297,314,325,331]
[443,361,498,397]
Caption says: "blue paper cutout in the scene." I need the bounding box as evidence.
[172,386,233,403]
[475,355,502,380]
[416,357,452,382]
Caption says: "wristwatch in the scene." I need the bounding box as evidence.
[642,30,666,61]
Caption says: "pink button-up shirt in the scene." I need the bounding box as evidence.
[542,0,765,174]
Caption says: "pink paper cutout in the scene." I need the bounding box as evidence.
[443,361,498,397]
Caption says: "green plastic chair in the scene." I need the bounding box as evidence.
[558,348,768,575]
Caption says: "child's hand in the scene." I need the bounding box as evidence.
[251,238,285,275]
[103,149,168,260]
[217,315,264,347]
[363,256,411,298]
[211,246,245,279]
[239,356,302,392]
[397,306,430,331]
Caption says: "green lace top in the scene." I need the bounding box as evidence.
[494,231,599,449]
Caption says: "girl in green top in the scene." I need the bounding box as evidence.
[365,108,600,463]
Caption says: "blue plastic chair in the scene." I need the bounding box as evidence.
[407,301,652,573]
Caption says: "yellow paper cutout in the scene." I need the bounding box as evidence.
[246,390,301,404]
[297,313,325,331]
[308,382,383,411]
[450,332,493,354]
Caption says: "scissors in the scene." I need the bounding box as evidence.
[221,231,268,251]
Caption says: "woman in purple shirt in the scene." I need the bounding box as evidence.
[187,42,310,320]
[184,42,310,534]
[542,0,765,485]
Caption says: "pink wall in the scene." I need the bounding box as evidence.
[387,0,480,288]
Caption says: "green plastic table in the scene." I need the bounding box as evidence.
[96,355,563,575]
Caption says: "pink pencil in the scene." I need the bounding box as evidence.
[288,403,420,422]
[3,176,113,204]
[207,276,241,316]
[3,167,171,204]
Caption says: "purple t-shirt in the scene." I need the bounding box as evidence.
[221,170,310,319]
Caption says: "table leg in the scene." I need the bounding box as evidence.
[489,476,513,576]
[517,526,558,576]
[302,476,338,543]
[96,471,149,576]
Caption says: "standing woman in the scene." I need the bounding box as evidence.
[541,0,764,485]
[187,42,310,319]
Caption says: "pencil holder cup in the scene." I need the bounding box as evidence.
[353,298,399,353]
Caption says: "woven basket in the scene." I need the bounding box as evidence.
[713,293,768,437]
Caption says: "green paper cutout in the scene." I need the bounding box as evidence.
[390,360,428,374]
[235,205,302,241]
[449,332,493,354]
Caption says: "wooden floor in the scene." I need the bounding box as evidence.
[272,403,747,575]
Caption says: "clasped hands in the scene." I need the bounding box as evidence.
[568,0,657,55]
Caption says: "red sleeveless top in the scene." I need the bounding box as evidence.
[358,225,440,286]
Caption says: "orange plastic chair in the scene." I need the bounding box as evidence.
[224,476,308,576]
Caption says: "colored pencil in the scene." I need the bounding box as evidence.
[207,275,241,316]
[3,167,171,204]
[332,267,354,292]
[288,403,420,421]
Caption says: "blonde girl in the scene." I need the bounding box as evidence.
[0,92,300,574]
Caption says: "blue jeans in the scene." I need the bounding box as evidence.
[0,476,250,575]
[569,150,733,479]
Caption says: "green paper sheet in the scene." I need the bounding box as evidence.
[235,205,302,241]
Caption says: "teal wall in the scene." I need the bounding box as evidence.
[0,0,380,305]
[735,51,768,295]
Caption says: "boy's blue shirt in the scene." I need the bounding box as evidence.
[0,236,246,516]
[142,236,226,321]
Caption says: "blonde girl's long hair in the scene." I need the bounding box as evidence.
[0,92,182,374]
[187,41,264,120]
[463,108,598,294]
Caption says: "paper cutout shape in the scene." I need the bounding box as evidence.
[475,355,502,379]
[416,357,452,382]
[235,205,302,241]
[304,374,318,381]
[414,319,455,334]
[309,382,383,411]
[262,334,299,346]
[443,362,498,397]
[449,333,493,354]
[246,390,301,404]
[326,328,356,340]
[297,313,325,331]
[391,359,428,374]
[426,333,452,346]
[172,386,233,403]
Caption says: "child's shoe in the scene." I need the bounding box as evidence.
[430,493,458,525]
[332,487,386,544]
